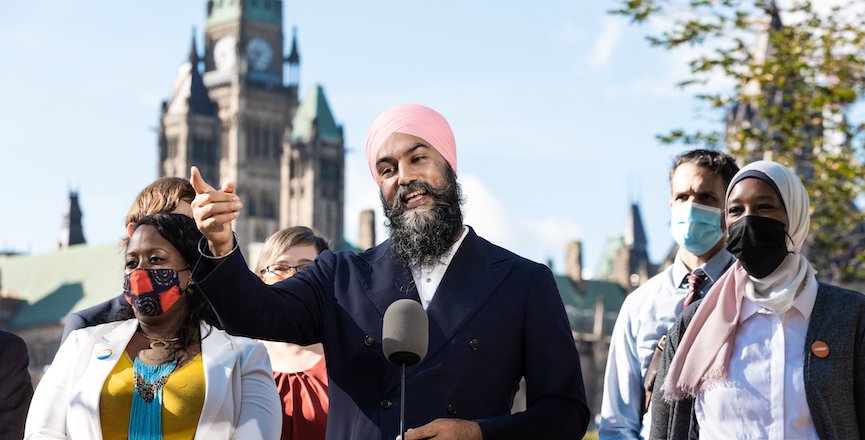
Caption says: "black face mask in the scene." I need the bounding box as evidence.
[726,215,790,279]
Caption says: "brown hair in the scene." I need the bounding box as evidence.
[670,149,740,189]
[125,177,196,226]
[255,226,331,273]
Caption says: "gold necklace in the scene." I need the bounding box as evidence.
[136,328,181,366]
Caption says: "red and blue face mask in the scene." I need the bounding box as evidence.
[123,268,188,317]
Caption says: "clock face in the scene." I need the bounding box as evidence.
[214,36,237,72]
[246,37,273,71]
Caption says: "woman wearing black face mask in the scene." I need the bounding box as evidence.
[26,214,281,439]
[650,160,865,439]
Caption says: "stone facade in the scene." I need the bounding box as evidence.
[158,0,345,253]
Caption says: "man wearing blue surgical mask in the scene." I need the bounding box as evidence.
[600,149,738,439]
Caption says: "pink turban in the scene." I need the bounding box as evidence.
[365,104,457,181]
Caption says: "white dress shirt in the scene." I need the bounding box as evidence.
[695,277,819,440]
[600,249,734,439]
[409,226,469,310]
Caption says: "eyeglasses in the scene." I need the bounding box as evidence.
[260,263,310,278]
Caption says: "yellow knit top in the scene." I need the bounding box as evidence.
[100,351,205,440]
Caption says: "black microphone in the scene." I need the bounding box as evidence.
[382,299,429,439]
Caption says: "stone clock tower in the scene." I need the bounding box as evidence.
[158,0,345,254]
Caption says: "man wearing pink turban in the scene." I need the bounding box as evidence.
[189,104,590,440]
[365,104,458,179]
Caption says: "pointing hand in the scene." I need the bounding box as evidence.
[190,166,242,258]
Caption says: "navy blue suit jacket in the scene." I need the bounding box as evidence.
[61,295,130,343]
[194,227,589,439]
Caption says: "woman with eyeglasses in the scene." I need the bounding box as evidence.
[26,213,281,439]
[650,160,865,439]
[255,226,331,440]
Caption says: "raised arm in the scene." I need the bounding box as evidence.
[190,166,329,343]
[192,245,330,343]
[190,166,241,258]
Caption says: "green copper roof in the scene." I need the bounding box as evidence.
[244,0,281,24]
[207,0,281,26]
[554,274,626,335]
[334,239,361,253]
[0,243,125,329]
[555,276,625,312]
[291,84,342,143]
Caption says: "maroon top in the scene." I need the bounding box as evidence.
[273,356,329,440]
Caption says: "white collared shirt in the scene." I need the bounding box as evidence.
[695,276,819,440]
[600,249,734,439]
[409,226,469,310]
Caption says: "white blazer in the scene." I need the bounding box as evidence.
[25,319,281,439]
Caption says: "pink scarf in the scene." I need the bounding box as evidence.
[662,262,750,400]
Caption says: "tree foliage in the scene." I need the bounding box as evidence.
[613,0,865,283]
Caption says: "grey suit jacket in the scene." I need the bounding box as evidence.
[650,282,865,439]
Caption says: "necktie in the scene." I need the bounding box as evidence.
[684,268,708,307]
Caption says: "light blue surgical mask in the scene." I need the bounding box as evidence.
[669,202,724,256]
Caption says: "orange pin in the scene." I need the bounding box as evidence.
[811,341,829,358]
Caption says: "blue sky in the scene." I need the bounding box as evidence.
[0,1,727,275]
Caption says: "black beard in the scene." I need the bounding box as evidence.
[382,168,463,269]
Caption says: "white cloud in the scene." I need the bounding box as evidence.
[461,174,583,269]
[612,34,736,99]
[611,6,742,99]
[587,17,624,69]
[461,174,514,248]
[525,217,583,250]
[552,20,586,46]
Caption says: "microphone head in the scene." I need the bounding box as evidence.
[382,299,429,366]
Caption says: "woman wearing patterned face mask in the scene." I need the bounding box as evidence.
[255,227,330,440]
[650,160,865,439]
[26,213,281,440]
